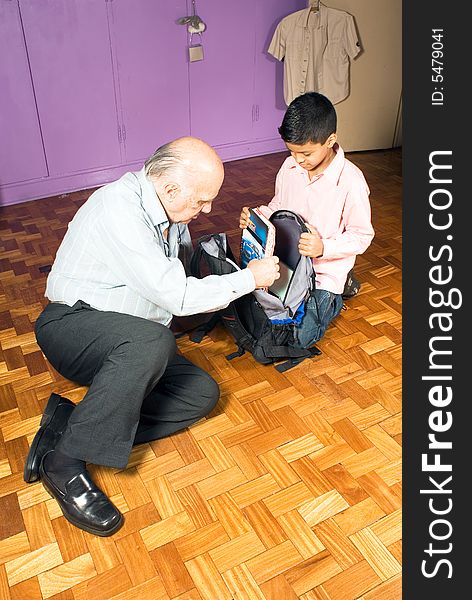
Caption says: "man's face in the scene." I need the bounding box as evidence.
[171,191,216,224]
[151,163,224,224]
[159,168,224,224]
[285,135,336,175]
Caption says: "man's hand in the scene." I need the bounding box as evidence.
[247,256,280,288]
[239,206,250,229]
[299,224,324,258]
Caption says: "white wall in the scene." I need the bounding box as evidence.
[314,0,402,151]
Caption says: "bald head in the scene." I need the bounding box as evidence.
[174,136,223,176]
[145,137,225,224]
[145,137,223,183]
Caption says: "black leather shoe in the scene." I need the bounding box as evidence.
[24,393,75,483]
[39,452,124,537]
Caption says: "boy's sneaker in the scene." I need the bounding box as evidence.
[342,269,361,299]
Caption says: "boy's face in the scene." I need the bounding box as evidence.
[285,133,337,175]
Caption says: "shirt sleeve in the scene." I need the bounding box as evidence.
[95,193,256,317]
[345,14,361,59]
[268,20,286,61]
[320,179,374,259]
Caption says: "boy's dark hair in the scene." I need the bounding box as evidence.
[278,92,337,145]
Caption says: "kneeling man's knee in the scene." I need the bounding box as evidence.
[198,372,220,417]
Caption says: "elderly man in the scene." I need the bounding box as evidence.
[25,137,279,536]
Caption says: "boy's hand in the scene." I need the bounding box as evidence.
[239,206,250,229]
[299,224,324,258]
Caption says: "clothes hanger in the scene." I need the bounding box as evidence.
[309,0,320,12]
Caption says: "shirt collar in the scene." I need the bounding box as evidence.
[323,143,345,184]
[136,167,170,229]
[302,3,327,29]
[288,143,345,185]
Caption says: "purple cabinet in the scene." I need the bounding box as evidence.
[253,0,302,140]
[19,0,122,176]
[188,0,305,149]
[0,0,47,186]
[108,0,190,164]
[0,0,306,205]
[188,0,256,147]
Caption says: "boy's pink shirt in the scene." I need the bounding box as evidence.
[258,145,375,294]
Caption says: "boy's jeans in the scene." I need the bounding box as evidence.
[297,289,344,349]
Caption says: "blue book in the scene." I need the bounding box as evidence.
[240,208,275,268]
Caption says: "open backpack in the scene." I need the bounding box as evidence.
[188,209,322,372]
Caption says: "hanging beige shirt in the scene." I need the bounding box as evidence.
[268,4,361,105]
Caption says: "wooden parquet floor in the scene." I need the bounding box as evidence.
[0,148,402,600]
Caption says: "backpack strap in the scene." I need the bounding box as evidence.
[274,345,321,372]
[226,347,246,360]
[188,311,222,343]
[264,344,311,359]
[188,237,206,278]
[221,313,257,360]
[275,357,305,372]
[189,234,225,277]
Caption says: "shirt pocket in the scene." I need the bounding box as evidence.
[315,205,346,240]
[285,38,304,59]
[324,38,346,62]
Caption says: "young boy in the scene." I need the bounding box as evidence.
[240,92,375,348]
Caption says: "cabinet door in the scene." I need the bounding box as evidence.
[108,0,190,164]
[0,0,47,186]
[253,0,306,140]
[19,0,122,176]
[188,0,256,147]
